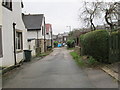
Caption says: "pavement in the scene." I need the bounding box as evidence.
[3,48,118,88]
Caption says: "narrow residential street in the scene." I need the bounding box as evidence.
[3,48,118,88]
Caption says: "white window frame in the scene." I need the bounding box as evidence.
[16,31,23,51]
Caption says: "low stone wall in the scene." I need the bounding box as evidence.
[40,39,45,53]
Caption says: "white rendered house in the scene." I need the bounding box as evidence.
[45,24,53,48]
[23,14,46,55]
[1,0,28,67]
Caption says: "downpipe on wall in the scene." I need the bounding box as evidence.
[13,23,17,65]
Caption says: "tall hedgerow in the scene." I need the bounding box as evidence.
[80,30,109,63]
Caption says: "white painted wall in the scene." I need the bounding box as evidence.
[0,0,2,25]
[46,32,52,40]
[12,2,28,50]
[2,6,14,67]
[27,30,42,39]
[0,1,2,66]
[41,17,45,39]
[27,18,45,40]
[28,40,36,57]
[16,52,24,63]
[45,25,52,47]
[2,0,28,67]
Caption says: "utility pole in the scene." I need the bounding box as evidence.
[44,17,46,52]
[66,26,71,32]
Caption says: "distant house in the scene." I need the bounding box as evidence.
[57,34,63,43]
[45,24,53,49]
[52,35,58,42]
[52,32,68,47]
[62,32,68,44]
[23,14,46,56]
[1,0,28,67]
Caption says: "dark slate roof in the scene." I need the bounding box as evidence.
[23,14,44,30]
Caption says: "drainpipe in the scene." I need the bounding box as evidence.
[37,30,38,48]
[13,23,17,65]
[44,17,46,52]
[51,30,53,48]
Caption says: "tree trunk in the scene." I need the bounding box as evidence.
[90,18,96,31]
[105,10,114,30]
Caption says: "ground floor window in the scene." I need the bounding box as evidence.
[16,31,23,51]
[0,27,3,57]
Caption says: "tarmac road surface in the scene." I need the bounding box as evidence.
[3,48,118,88]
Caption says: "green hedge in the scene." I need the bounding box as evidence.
[80,30,120,63]
[80,30,109,63]
[67,40,75,48]
[54,41,58,47]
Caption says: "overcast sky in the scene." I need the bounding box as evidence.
[22,0,120,35]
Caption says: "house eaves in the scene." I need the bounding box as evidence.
[22,14,44,31]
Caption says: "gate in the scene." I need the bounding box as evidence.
[109,30,120,63]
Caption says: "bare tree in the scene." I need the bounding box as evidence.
[103,2,119,30]
[79,2,102,31]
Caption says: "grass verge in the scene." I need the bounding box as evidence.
[70,51,100,67]
[67,48,75,50]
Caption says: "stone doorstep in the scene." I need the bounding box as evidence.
[101,66,120,82]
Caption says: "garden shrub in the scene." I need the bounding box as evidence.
[54,41,58,47]
[80,30,109,63]
[66,40,75,48]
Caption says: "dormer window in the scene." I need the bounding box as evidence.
[2,0,12,11]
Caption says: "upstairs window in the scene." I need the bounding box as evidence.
[2,0,12,11]
[0,27,3,58]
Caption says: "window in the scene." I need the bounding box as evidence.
[16,32,23,50]
[2,0,12,11]
[0,27,3,58]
